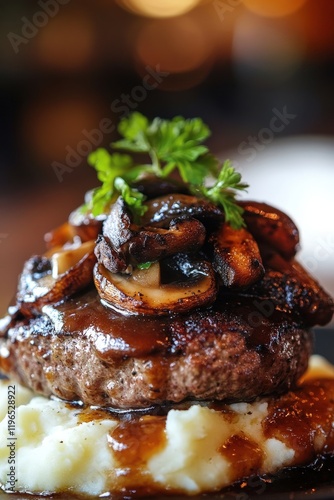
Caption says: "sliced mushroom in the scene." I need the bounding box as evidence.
[132,175,190,199]
[68,206,104,243]
[210,223,264,289]
[44,222,77,250]
[238,201,300,260]
[98,197,207,271]
[50,240,96,278]
[45,212,103,251]
[92,197,134,273]
[239,254,334,327]
[141,193,224,228]
[103,197,134,249]
[45,190,106,251]
[94,254,217,316]
[17,241,96,316]
[127,217,206,264]
[94,235,128,274]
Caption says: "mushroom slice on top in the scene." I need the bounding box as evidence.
[127,217,206,264]
[93,197,134,274]
[94,254,217,316]
[17,240,96,316]
[132,175,190,199]
[103,197,134,250]
[238,201,300,260]
[141,193,224,228]
[49,240,96,278]
[99,197,207,270]
[94,235,128,274]
[210,223,264,289]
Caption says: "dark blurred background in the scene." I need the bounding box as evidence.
[0,0,333,344]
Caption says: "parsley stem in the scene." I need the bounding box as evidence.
[149,149,162,176]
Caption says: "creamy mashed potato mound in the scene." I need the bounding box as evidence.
[0,355,334,497]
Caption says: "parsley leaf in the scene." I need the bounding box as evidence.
[88,114,248,228]
[137,261,154,270]
[196,160,248,228]
[113,113,213,178]
[114,177,147,220]
[87,149,143,216]
[114,112,149,153]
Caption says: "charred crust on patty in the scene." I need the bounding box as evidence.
[0,186,333,409]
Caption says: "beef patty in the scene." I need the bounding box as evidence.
[0,289,312,409]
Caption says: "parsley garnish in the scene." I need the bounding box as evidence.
[137,261,154,270]
[88,113,248,228]
[195,160,248,229]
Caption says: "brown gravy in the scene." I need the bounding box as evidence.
[219,433,263,482]
[43,288,291,361]
[72,377,334,498]
[264,378,334,463]
[2,378,334,499]
[47,289,171,358]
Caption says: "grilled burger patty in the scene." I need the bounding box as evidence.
[0,289,313,408]
[0,194,332,409]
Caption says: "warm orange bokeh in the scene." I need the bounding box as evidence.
[242,0,307,18]
[117,0,202,18]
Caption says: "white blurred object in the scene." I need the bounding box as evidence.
[228,136,334,326]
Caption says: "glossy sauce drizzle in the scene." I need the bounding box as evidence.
[42,288,294,362]
[219,433,263,482]
[75,377,334,497]
[46,289,172,358]
[264,378,334,464]
[108,416,167,492]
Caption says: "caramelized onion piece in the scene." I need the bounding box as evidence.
[141,193,224,228]
[17,242,96,315]
[94,256,217,316]
[238,201,300,260]
[210,223,264,289]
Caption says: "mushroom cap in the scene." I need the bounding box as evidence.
[94,255,217,316]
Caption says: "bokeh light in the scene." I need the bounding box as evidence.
[242,0,307,18]
[233,14,305,83]
[118,0,201,18]
[33,10,95,71]
[21,91,105,168]
[135,16,214,90]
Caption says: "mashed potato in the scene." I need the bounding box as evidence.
[0,355,334,497]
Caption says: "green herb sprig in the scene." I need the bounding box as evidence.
[88,112,248,228]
